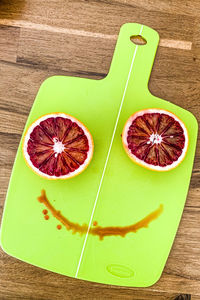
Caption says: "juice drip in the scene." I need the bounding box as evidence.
[38,190,163,240]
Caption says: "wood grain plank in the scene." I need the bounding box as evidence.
[0,110,27,135]
[81,0,200,17]
[0,0,195,40]
[0,165,12,207]
[186,187,200,208]
[174,297,191,300]
[0,19,193,51]
[0,0,25,17]
[0,61,50,113]
[0,271,190,300]
[192,18,200,60]
[0,25,20,63]
[164,207,200,283]
[159,39,192,50]
[17,28,115,75]
[0,0,199,20]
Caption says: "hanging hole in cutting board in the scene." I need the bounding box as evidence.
[130,35,147,46]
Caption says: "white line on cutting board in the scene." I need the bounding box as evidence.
[74,25,144,278]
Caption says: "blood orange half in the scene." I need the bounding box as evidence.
[23,113,94,179]
[122,109,188,171]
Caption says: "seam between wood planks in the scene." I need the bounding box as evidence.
[74,24,144,278]
[0,19,192,50]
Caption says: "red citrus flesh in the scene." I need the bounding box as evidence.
[23,113,93,179]
[122,109,188,171]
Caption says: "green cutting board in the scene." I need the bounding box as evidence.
[0,23,198,287]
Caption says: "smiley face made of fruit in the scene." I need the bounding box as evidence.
[23,109,188,178]
[22,110,188,239]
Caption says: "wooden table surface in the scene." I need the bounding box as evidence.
[0,1,200,299]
